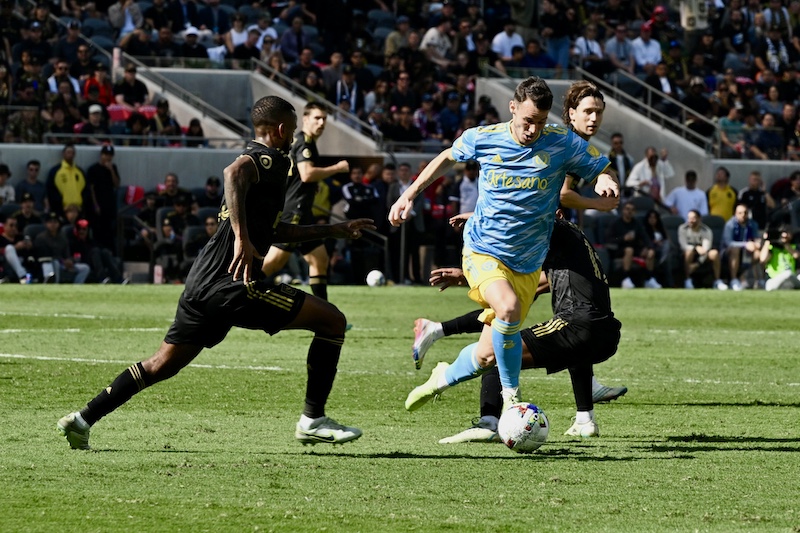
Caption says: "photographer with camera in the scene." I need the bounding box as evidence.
[759,225,800,291]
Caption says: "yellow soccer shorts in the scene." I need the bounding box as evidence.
[462,248,541,325]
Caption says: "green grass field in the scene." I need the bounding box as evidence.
[1,285,798,532]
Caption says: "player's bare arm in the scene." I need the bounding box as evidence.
[388,148,456,226]
[298,159,350,183]
[273,218,376,242]
[224,155,259,284]
[593,167,620,198]
[560,176,619,211]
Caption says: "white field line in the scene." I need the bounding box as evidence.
[1,352,799,386]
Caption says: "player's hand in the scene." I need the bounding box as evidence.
[594,173,619,198]
[228,235,262,284]
[388,197,413,227]
[429,267,467,291]
[336,160,350,173]
[593,196,619,211]
[332,218,375,239]
[449,212,472,230]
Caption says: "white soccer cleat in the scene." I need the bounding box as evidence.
[57,412,91,450]
[564,419,600,438]
[438,418,501,444]
[501,387,521,413]
[644,277,662,289]
[621,277,635,289]
[684,278,695,289]
[730,279,743,291]
[412,318,439,370]
[405,362,449,411]
[592,385,628,404]
[294,416,362,445]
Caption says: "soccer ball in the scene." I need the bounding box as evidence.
[366,269,386,287]
[497,402,549,453]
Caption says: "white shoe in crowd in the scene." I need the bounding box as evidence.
[684,278,694,290]
[713,279,729,290]
[730,279,743,291]
[644,277,662,289]
[621,277,635,289]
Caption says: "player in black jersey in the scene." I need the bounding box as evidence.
[263,102,350,301]
[405,208,623,442]
[57,96,374,450]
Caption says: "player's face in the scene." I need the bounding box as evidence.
[509,98,549,146]
[281,114,298,150]
[304,109,327,138]
[568,96,604,139]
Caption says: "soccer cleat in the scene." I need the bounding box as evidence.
[684,278,694,289]
[412,318,439,370]
[621,277,635,289]
[564,419,600,438]
[714,279,729,291]
[438,418,502,444]
[730,279,743,291]
[57,412,91,450]
[644,277,662,289]
[592,385,628,403]
[501,387,521,412]
[405,361,449,411]
[294,416,362,445]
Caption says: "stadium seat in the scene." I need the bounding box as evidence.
[592,212,617,247]
[701,215,725,250]
[302,24,319,42]
[197,206,220,222]
[581,213,598,245]
[218,4,236,18]
[90,35,116,53]
[182,225,207,261]
[82,18,116,40]
[367,9,395,31]
[372,26,392,49]
[0,203,21,220]
[627,195,655,213]
[365,63,384,79]
[238,5,263,24]
[24,223,46,240]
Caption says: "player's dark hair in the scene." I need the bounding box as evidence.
[513,76,553,110]
[686,170,697,181]
[304,101,327,115]
[562,80,605,128]
[251,95,295,128]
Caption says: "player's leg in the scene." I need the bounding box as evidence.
[564,364,600,437]
[58,341,204,449]
[283,293,362,444]
[304,243,330,301]
[261,245,292,277]
[482,279,523,406]
[412,309,483,369]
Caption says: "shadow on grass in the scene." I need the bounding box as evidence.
[631,400,800,408]
[631,434,800,454]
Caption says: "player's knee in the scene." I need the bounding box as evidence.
[316,305,347,336]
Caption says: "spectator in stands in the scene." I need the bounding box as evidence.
[738,171,775,229]
[749,112,786,160]
[459,159,479,214]
[631,21,661,77]
[167,0,199,36]
[420,15,454,71]
[46,143,85,218]
[664,170,709,221]
[184,117,207,148]
[153,26,182,59]
[78,85,109,125]
[364,79,390,116]
[643,208,675,288]
[665,41,690,93]
[195,175,222,208]
[679,209,728,290]
[197,0,230,45]
[572,23,613,79]
[0,163,14,204]
[607,201,662,289]
[109,0,144,39]
[385,15,411,62]
[232,28,261,69]
[14,57,47,104]
[113,63,151,110]
[759,85,784,117]
[710,81,735,118]
[0,63,12,109]
[149,99,181,145]
[0,215,34,282]
[223,14,248,55]
[755,23,797,74]
[49,77,82,122]
[518,38,557,70]
[70,45,95,84]
[721,8,753,75]
[466,32,505,77]
[29,2,58,43]
[85,144,120,251]
[15,159,47,213]
[605,24,635,78]
[82,63,113,107]
[80,104,111,145]
[348,49,375,94]
[626,146,675,206]
[719,105,747,158]
[607,132,634,186]
[683,77,715,136]
[278,16,309,64]
[388,71,417,111]
[438,91,464,144]
[180,214,216,277]
[47,59,80,97]
[708,166,739,221]
[341,166,380,221]
[47,106,76,145]
[539,0,571,76]
[385,105,423,148]
[4,99,45,144]
[248,14,278,51]
[759,224,800,290]
[287,47,322,85]
[722,202,762,291]
[164,194,199,239]
[261,51,288,86]
[320,51,343,93]
[179,26,209,60]
[68,218,124,283]
[330,64,363,116]
[492,19,524,64]
[692,29,722,77]
[154,172,189,208]
[144,0,169,31]
[34,211,90,283]
[386,162,424,285]
[763,0,792,40]
[63,203,81,225]
[119,25,157,58]
[773,170,800,209]
[120,111,149,146]
[645,62,680,116]
[413,93,442,142]
[53,20,86,66]
[15,21,52,66]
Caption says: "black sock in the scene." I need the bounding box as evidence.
[479,366,503,419]
[81,362,151,426]
[309,275,328,301]
[303,335,343,419]
[441,309,483,336]
[569,365,593,412]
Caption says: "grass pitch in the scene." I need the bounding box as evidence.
[1,285,798,532]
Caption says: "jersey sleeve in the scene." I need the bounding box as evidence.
[450,126,478,163]
[293,137,312,166]
[564,131,611,184]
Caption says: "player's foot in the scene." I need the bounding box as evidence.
[57,412,91,450]
[713,279,729,290]
[345,323,353,332]
[501,387,521,412]
[438,418,501,444]
[564,418,599,438]
[730,278,743,291]
[412,318,440,370]
[295,416,362,445]
[684,278,694,289]
[405,361,448,411]
[644,277,662,289]
[621,276,635,289]
[592,385,628,403]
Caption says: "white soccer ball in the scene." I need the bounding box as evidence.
[366,269,386,287]
[497,402,549,453]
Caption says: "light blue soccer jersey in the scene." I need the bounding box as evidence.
[452,122,610,273]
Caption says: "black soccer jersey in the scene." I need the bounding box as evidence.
[282,131,319,216]
[183,141,291,297]
[544,218,612,320]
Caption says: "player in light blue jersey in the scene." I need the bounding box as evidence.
[389,77,619,409]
